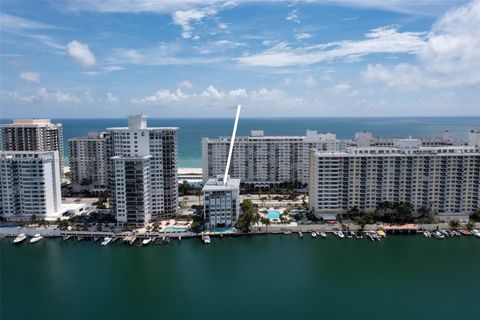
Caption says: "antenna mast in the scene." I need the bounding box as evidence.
[223,104,241,186]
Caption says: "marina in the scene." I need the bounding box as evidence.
[1,234,478,320]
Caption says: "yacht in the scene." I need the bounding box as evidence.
[203,235,211,244]
[319,232,327,238]
[30,234,43,244]
[142,237,153,246]
[337,231,345,239]
[101,237,112,246]
[311,231,317,238]
[13,233,27,244]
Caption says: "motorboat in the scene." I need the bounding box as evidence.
[423,231,431,238]
[347,231,353,239]
[298,232,303,238]
[311,231,317,238]
[13,233,27,244]
[30,234,43,244]
[337,231,345,239]
[355,232,364,239]
[203,235,211,244]
[377,230,387,237]
[319,232,327,238]
[142,237,153,246]
[101,237,112,246]
[434,231,445,239]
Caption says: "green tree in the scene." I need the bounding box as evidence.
[236,199,257,233]
[356,216,366,230]
[448,219,459,229]
[30,214,37,223]
[469,209,480,222]
[466,221,475,231]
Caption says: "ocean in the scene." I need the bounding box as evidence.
[1,235,478,320]
[2,117,477,168]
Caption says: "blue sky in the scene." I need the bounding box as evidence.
[1,0,479,118]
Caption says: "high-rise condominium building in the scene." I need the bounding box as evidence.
[203,175,240,228]
[69,132,108,192]
[1,119,64,178]
[107,115,178,226]
[345,130,466,148]
[309,136,480,215]
[0,151,62,220]
[202,130,339,188]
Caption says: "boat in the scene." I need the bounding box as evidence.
[377,230,387,237]
[355,232,364,239]
[319,232,327,238]
[283,231,292,235]
[337,231,345,239]
[298,231,303,238]
[0,235,6,240]
[203,235,211,244]
[311,231,317,238]
[30,234,43,244]
[62,235,72,241]
[178,236,182,241]
[142,237,153,246]
[13,233,27,244]
[459,230,470,236]
[347,231,353,239]
[434,231,445,239]
[423,231,431,238]
[101,237,112,246]
[472,230,480,238]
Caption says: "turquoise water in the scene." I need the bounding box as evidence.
[1,236,478,320]
[164,227,189,232]
[2,117,478,167]
[267,211,280,219]
[211,228,236,233]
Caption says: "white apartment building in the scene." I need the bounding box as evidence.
[1,119,64,178]
[0,151,62,220]
[203,175,241,228]
[107,115,178,226]
[69,132,108,192]
[202,130,339,188]
[345,130,466,148]
[309,137,480,215]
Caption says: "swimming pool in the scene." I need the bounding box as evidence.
[267,211,280,220]
[164,227,189,233]
[212,228,236,233]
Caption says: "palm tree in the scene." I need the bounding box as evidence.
[448,219,459,229]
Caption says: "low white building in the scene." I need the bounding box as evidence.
[0,151,63,220]
[203,175,240,228]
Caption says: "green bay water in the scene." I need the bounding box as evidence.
[1,236,479,320]
[2,117,478,167]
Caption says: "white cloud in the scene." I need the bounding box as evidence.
[67,41,96,67]
[0,13,60,31]
[173,7,217,39]
[295,33,312,40]
[238,26,425,67]
[362,0,480,89]
[131,85,313,110]
[286,9,301,24]
[331,83,359,96]
[64,0,224,13]
[1,88,82,104]
[304,76,317,87]
[106,92,119,103]
[83,65,125,76]
[19,72,41,84]
[197,40,246,54]
[178,80,193,89]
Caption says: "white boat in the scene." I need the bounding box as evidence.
[203,235,211,244]
[337,231,345,239]
[101,237,112,246]
[434,231,445,239]
[30,234,43,244]
[320,232,327,238]
[423,231,431,238]
[355,232,364,239]
[311,231,317,238]
[13,233,27,244]
[142,237,153,246]
[347,231,353,238]
[298,232,303,238]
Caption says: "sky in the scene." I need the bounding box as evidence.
[1,0,479,118]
